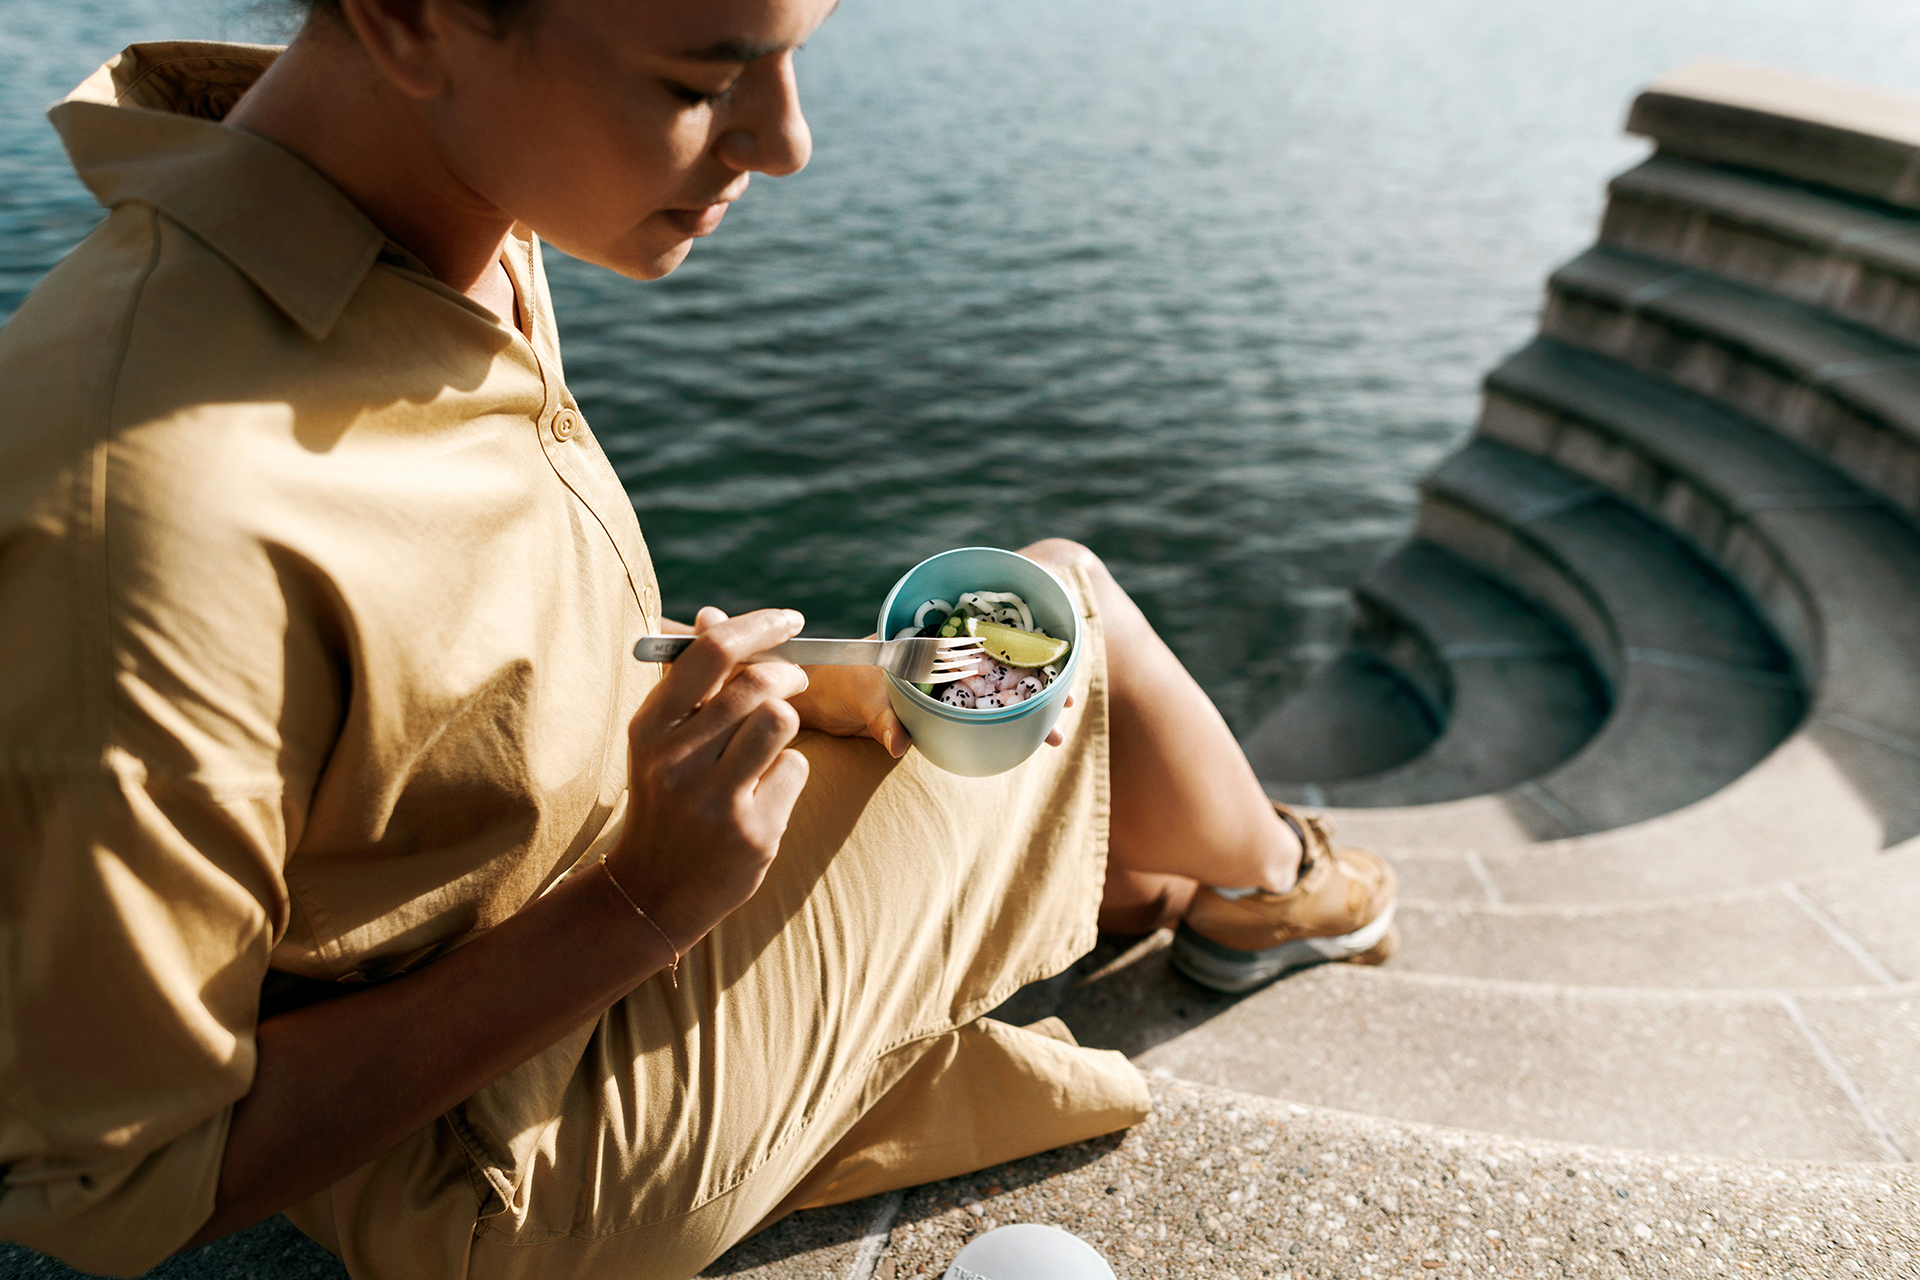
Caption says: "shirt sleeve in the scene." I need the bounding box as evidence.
[0,296,305,1271]
[0,756,293,1275]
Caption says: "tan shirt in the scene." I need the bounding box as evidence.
[0,42,661,1272]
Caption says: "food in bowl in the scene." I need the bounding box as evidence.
[893,590,1070,709]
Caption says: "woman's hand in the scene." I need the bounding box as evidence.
[791,660,911,757]
[652,620,1075,761]
[790,637,1074,753]
[653,618,917,756]
[609,606,813,954]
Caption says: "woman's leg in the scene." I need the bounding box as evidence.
[436,591,1132,1280]
[1017,540,1301,933]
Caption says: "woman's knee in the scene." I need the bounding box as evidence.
[1018,537,1104,578]
[1017,537,1144,641]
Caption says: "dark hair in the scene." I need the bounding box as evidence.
[302,0,542,35]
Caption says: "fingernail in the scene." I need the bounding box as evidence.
[784,609,805,629]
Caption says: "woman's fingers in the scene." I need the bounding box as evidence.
[1043,693,1076,747]
[867,703,910,758]
[731,747,811,868]
[612,606,827,951]
[638,607,805,728]
[712,680,806,788]
[672,658,810,763]
[756,747,811,808]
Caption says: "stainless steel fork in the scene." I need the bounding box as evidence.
[632,634,987,684]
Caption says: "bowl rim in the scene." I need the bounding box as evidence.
[877,546,1082,723]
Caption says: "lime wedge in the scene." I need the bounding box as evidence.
[966,617,1070,669]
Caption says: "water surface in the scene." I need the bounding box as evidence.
[6,0,1919,729]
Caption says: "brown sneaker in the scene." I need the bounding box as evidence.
[1171,804,1398,993]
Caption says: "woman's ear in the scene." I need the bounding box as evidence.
[335,0,480,101]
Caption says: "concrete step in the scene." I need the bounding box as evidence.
[1315,339,1920,893]
[1052,951,1917,1164]
[1263,436,1808,857]
[1428,442,1794,674]
[1417,440,1805,835]
[1626,59,1920,214]
[1242,647,1440,785]
[1483,337,1833,676]
[1602,153,1920,349]
[1244,553,1454,785]
[1803,838,1920,984]
[1543,242,1920,518]
[1359,731,1880,900]
[1385,833,1916,979]
[1264,540,1607,806]
[1394,885,1897,991]
[1478,338,1920,849]
[706,1078,1920,1279]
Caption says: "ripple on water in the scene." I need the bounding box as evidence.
[7,0,1920,730]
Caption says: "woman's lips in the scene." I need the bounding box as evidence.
[662,202,730,237]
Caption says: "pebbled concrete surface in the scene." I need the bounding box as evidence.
[10,1079,1916,1280]
[713,1078,1920,1280]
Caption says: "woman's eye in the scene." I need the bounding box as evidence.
[666,80,734,107]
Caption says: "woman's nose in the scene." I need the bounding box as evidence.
[716,55,812,178]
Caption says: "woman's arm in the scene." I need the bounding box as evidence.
[188,859,664,1246]
[792,663,1071,754]
[186,606,812,1247]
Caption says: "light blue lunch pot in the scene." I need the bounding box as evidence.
[876,547,1083,778]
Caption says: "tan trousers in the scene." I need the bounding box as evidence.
[285,562,1149,1280]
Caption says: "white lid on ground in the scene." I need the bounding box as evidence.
[941,1223,1116,1280]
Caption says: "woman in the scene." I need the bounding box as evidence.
[0,1,1397,1276]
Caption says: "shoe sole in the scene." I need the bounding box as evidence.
[1169,900,1399,995]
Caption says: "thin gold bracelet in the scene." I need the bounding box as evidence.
[600,861,681,988]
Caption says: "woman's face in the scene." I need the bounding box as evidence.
[425,0,834,279]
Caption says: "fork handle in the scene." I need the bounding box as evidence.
[630,636,885,665]
[632,635,698,663]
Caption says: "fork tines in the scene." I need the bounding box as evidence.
[924,636,986,684]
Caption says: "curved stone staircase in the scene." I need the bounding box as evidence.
[847,60,1920,1280]
[1136,54,1920,1165]
[703,59,1920,1280]
[17,59,1920,1280]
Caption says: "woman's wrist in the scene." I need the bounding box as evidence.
[588,860,683,984]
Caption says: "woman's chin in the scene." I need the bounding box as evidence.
[632,240,697,280]
[612,237,697,281]
[545,230,696,281]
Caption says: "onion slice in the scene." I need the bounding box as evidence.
[957,590,1033,632]
[914,598,956,628]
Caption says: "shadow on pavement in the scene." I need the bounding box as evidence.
[0,1215,345,1280]
[990,930,1252,1060]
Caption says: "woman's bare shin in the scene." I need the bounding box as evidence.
[1097,866,1198,934]
[1017,540,1301,919]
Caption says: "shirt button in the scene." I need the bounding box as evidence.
[553,410,578,442]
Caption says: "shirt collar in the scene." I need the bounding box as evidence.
[49,42,387,342]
